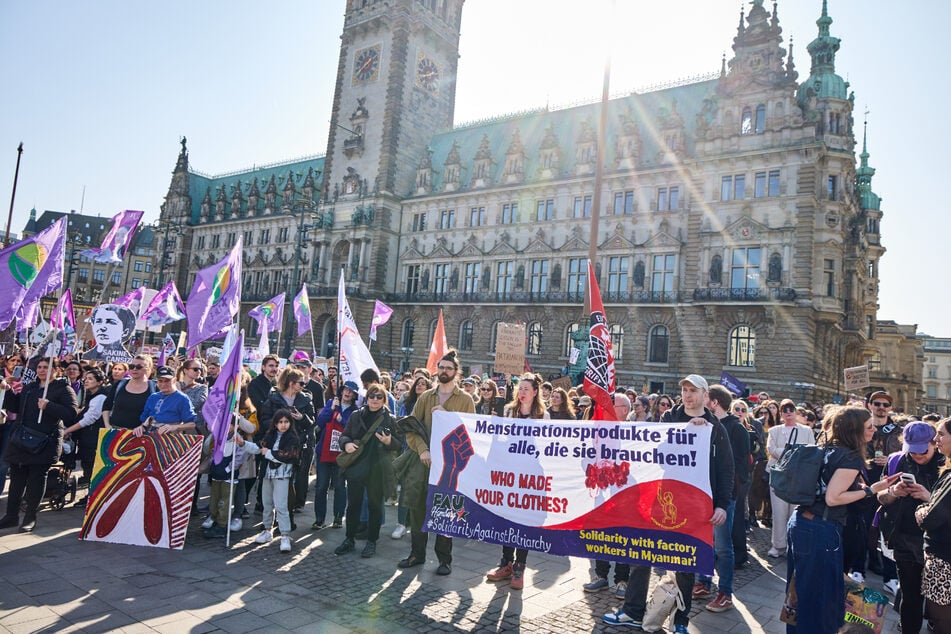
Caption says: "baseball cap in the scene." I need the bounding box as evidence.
[291,350,311,365]
[868,390,892,405]
[903,421,936,454]
[679,374,709,391]
[156,366,175,379]
[462,378,476,386]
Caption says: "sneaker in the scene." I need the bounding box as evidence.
[229,518,243,532]
[615,581,628,599]
[279,536,292,553]
[334,538,355,555]
[705,592,734,612]
[361,541,376,558]
[311,521,325,530]
[254,529,272,544]
[767,548,785,558]
[601,609,642,628]
[201,516,214,530]
[584,577,610,592]
[385,497,398,506]
[849,571,865,584]
[510,563,525,590]
[391,524,407,539]
[884,579,900,595]
[332,515,343,528]
[486,562,514,582]
[691,582,713,599]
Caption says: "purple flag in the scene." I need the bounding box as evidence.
[0,216,66,331]
[248,293,285,335]
[293,284,311,337]
[142,281,186,327]
[79,209,144,264]
[114,286,147,316]
[50,289,75,331]
[185,238,242,348]
[202,330,244,465]
[16,297,41,332]
[369,299,393,341]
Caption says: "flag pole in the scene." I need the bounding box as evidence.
[225,413,237,549]
[35,327,60,427]
[75,260,119,350]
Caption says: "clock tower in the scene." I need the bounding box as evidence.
[323,0,465,198]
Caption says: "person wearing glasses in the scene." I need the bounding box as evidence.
[132,366,197,437]
[765,398,815,558]
[476,380,505,417]
[259,367,316,524]
[102,355,156,430]
[176,360,208,434]
[398,349,475,575]
[333,383,398,558]
[650,395,674,422]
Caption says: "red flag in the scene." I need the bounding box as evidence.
[426,310,448,375]
[583,260,618,421]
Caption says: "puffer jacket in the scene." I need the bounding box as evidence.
[2,377,78,466]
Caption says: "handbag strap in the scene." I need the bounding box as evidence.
[355,409,387,446]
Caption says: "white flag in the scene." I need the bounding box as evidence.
[337,269,378,391]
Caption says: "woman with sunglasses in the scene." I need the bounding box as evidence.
[476,380,505,417]
[650,395,674,422]
[259,367,316,525]
[102,355,156,430]
[765,398,816,558]
[334,382,398,558]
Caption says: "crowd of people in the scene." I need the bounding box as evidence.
[0,345,949,633]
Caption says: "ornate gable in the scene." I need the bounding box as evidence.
[400,237,425,260]
[559,226,589,252]
[719,214,771,241]
[600,224,635,251]
[457,234,483,258]
[429,236,453,258]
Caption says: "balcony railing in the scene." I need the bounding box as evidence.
[384,289,683,305]
[692,287,796,302]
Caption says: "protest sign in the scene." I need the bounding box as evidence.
[551,376,572,392]
[425,412,715,574]
[80,429,202,550]
[494,323,526,375]
[844,365,870,391]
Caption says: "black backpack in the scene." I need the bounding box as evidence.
[769,428,826,505]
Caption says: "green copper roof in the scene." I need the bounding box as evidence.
[418,78,718,195]
[855,122,880,211]
[186,156,325,225]
[798,0,848,107]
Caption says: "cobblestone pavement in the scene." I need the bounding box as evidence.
[0,481,900,633]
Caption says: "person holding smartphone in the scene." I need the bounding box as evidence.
[333,382,398,559]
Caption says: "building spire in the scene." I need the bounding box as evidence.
[856,109,880,211]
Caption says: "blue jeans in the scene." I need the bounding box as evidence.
[622,565,694,627]
[786,509,845,633]
[698,500,735,595]
[313,462,347,523]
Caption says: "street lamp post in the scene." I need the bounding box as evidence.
[400,346,414,373]
[282,199,320,357]
[156,219,185,288]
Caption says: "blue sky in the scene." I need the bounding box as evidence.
[1,1,947,335]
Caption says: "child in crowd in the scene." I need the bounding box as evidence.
[253,409,301,553]
[202,415,257,538]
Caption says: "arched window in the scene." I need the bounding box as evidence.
[429,318,440,345]
[755,104,766,133]
[401,319,415,348]
[648,325,669,364]
[728,325,756,367]
[565,322,581,356]
[490,320,502,352]
[741,107,753,135]
[610,325,624,361]
[459,320,473,352]
[527,322,543,356]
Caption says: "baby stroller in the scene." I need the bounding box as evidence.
[44,438,78,510]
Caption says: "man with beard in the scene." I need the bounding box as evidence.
[398,349,475,576]
[249,354,281,512]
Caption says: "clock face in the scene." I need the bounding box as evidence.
[353,46,380,84]
[416,54,440,94]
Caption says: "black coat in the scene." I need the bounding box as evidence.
[2,377,78,466]
[662,404,735,512]
[258,389,316,446]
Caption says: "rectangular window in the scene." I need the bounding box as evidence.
[439,209,455,230]
[651,255,676,296]
[573,195,592,218]
[607,256,629,294]
[227,232,236,247]
[734,174,746,200]
[111,272,122,285]
[536,199,554,221]
[77,268,89,282]
[406,264,420,295]
[824,258,835,297]
[412,213,427,232]
[496,261,514,296]
[530,259,549,294]
[433,263,450,296]
[278,227,289,242]
[614,191,634,214]
[657,187,668,211]
[669,186,679,210]
[259,229,270,245]
[93,269,105,282]
[567,258,586,299]
[469,206,485,227]
[501,202,518,224]
[464,262,481,295]
[768,170,780,197]
[827,175,838,201]
[196,235,206,249]
[721,176,733,202]
[134,261,143,272]
[731,248,761,290]
[145,262,152,273]
[244,230,254,246]
[754,172,766,198]
[212,235,221,249]
[132,278,141,288]
[928,385,937,398]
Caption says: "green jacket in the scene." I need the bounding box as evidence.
[405,384,475,456]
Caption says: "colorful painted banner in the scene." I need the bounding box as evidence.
[425,412,715,574]
[80,428,202,550]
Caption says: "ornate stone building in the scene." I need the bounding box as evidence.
[156,0,888,401]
